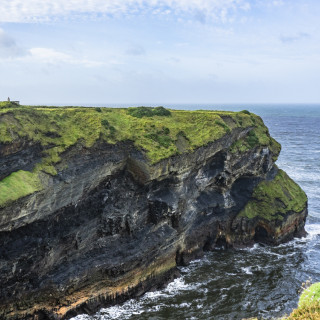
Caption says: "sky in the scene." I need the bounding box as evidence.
[0,0,319,105]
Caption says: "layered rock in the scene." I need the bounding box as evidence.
[0,107,307,320]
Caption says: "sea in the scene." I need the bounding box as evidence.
[72,104,320,320]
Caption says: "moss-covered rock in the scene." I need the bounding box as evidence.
[237,169,307,221]
[229,116,281,162]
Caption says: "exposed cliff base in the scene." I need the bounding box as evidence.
[0,106,307,319]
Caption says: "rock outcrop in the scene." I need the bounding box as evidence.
[0,106,307,319]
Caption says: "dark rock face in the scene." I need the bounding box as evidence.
[0,128,307,320]
[0,141,43,181]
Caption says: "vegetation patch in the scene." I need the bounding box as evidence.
[299,283,320,308]
[101,119,116,136]
[0,101,20,109]
[177,130,189,141]
[246,130,259,148]
[145,127,173,148]
[284,283,320,320]
[229,113,281,161]
[214,119,231,133]
[127,106,171,118]
[238,169,307,221]
[0,171,42,208]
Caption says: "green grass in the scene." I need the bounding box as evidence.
[238,169,307,221]
[229,113,281,161]
[0,171,42,208]
[127,106,171,118]
[0,101,20,109]
[299,283,320,308]
[0,105,279,207]
[283,283,320,320]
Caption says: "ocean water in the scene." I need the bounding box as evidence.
[72,104,320,320]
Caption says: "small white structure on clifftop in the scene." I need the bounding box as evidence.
[3,97,20,105]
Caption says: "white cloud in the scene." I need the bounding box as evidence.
[0,0,250,23]
[29,48,71,63]
[280,32,310,44]
[0,31,106,66]
[27,48,104,67]
[272,0,284,6]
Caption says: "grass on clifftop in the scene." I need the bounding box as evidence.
[229,111,281,161]
[0,105,277,207]
[238,169,307,221]
[0,105,275,164]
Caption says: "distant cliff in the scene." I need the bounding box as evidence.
[0,105,307,319]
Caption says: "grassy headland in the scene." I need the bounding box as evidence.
[0,104,278,208]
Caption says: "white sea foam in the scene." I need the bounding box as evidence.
[305,224,320,240]
[142,290,168,300]
[179,302,191,308]
[226,272,237,276]
[150,304,162,312]
[241,267,253,275]
[239,243,261,253]
[71,315,91,320]
[164,277,198,295]
[178,266,191,273]
[98,299,144,319]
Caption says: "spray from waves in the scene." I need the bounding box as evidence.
[305,224,320,239]
[74,277,206,320]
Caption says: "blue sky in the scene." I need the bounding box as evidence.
[0,0,319,105]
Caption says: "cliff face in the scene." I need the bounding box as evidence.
[0,106,307,319]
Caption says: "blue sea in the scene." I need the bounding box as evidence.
[73,104,320,320]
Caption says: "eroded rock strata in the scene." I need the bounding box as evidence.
[0,107,307,319]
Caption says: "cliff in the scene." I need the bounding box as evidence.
[0,105,307,319]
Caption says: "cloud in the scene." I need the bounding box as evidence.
[272,0,284,6]
[126,44,146,56]
[0,0,251,23]
[194,10,207,24]
[0,28,27,58]
[28,47,104,67]
[29,48,72,63]
[280,32,310,44]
